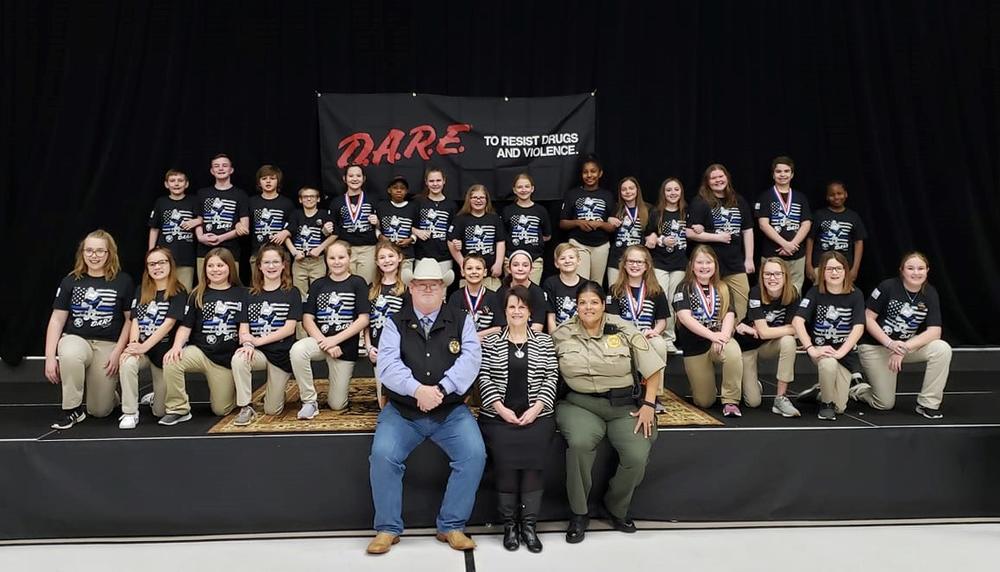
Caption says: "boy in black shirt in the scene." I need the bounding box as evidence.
[148,169,199,290]
[805,181,867,284]
[195,154,250,282]
[249,164,294,264]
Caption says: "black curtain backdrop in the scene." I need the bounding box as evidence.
[2,0,999,361]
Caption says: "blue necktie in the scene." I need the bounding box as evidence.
[421,316,433,336]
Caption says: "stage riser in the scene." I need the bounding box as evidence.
[3,427,998,540]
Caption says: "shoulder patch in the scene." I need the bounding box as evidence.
[871,288,881,299]
[754,202,761,209]
[673,292,684,303]
[749,299,761,308]
[799,298,811,308]
[629,333,650,352]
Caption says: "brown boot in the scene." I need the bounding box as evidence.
[435,530,476,550]
[366,532,400,554]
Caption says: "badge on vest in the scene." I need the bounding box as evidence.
[449,339,461,354]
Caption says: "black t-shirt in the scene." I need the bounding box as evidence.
[753,187,812,260]
[53,273,134,342]
[607,285,670,331]
[448,212,506,269]
[249,194,295,254]
[369,283,408,347]
[688,194,754,276]
[560,186,615,246]
[196,186,250,257]
[182,286,247,367]
[736,285,799,352]
[287,208,332,254]
[672,282,735,356]
[542,274,584,327]
[810,208,868,268]
[495,283,547,328]
[447,286,502,331]
[414,196,457,262]
[645,208,688,272]
[862,278,942,344]
[502,203,551,261]
[795,286,866,347]
[607,203,652,269]
[131,287,186,368]
[330,192,378,246]
[241,286,302,373]
[303,275,371,361]
[148,195,198,266]
[376,200,420,258]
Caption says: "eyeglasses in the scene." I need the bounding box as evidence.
[260,260,283,267]
[825,267,845,273]
[84,248,108,256]
[146,260,169,268]
[411,282,441,291]
[625,260,647,266]
[763,271,784,278]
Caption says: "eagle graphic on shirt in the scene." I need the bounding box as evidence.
[161,208,195,244]
[203,197,237,233]
[464,225,496,255]
[509,214,541,247]
[369,293,404,340]
[812,304,853,346]
[248,300,291,336]
[202,300,241,344]
[712,206,741,235]
[254,207,287,243]
[70,286,118,329]
[315,291,356,334]
[819,220,853,252]
[419,207,449,239]
[881,299,928,340]
[381,214,413,242]
[574,197,607,221]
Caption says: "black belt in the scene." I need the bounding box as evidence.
[573,386,636,407]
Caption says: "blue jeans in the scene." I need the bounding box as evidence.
[369,402,486,535]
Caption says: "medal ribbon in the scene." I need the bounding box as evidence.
[773,186,793,218]
[346,192,365,226]
[624,205,638,226]
[696,284,717,321]
[626,282,646,325]
[464,286,484,316]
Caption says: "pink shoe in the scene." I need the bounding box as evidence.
[722,403,742,418]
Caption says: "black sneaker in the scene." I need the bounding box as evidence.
[915,405,944,419]
[51,409,86,430]
[796,383,821,404]
[817,402,837,421]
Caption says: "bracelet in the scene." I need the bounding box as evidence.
[803,345,814,351]
[641,400,657,410]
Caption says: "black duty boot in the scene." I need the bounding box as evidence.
[519,490,544,553]
[498,492,520,551]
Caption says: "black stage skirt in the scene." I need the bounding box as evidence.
[479,415,556,470]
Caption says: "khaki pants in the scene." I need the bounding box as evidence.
[400,258,414,285]
[289,337,356,410]
[504,257,544,285]
[653,269,685,345]
[197,257,240,286]
[570,239,610,284]
[682,339,742,407]
[163,345,236,416]
[350,244,376,284]
[556,392,656,518]
[740,336,797,408]
[231,350,291,415]
[722,273,750,322]
[119,354,166,416]
[57,335,119,416]
[761,257,805,296]
[176,266,195,292]
[817,357,851,413]
[857,341,952,410]
[292,256,327,298]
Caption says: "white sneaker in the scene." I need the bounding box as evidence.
[297,401,320,420]
[848,382,873,402]
[771,395,801,418]
[118,413,139,430]
[139,392,155,406]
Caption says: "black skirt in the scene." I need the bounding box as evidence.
[480,415,556,470]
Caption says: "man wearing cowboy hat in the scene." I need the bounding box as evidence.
[367,258,485,554]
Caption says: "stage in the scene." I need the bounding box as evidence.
[1,351,999,541]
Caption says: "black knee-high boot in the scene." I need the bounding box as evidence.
[498,492,520,551]
[519,490,544,553]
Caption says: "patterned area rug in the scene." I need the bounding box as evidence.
[209,378,721,434]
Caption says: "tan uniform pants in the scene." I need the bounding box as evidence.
[683,339,742,407]
[653,269,685,345]
[231,350,291,415]
[721,273,750,322]
[740,336,797,408]
[350,244,376,284]
[119,354,166,416]
[817,357,851,414]
[289,337,356,410]
[176,266,195,292]
[857,341,952,410]
[292,256,327,298]
[400,258,415,285]
[569,239,610,284]
[163,346,236,416]
[57,335,119,416]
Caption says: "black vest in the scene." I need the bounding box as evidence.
[385,304,469,419]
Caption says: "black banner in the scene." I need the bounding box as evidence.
[318,93,596,202]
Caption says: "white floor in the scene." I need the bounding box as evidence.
[2,524,999,572]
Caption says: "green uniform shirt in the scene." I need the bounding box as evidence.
[552,314,665,394]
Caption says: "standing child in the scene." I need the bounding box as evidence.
[805,181,867,284]
[376,176,419,284]
[542,243,584,332]
[286,187,335,298]
[249,164,294,266]
[502,173,551,285]
[195,154,250,282]
[329,164,379,284]
[290,241,370,419]
[447,254,503,341]
[412,167,457,286]
[148,169,199,290]
[606,176,651,286]
[366,241,409,408]
[644,177,689,352]
[559,155,616,282]
[754,156,812,294]
[448,184,506,291]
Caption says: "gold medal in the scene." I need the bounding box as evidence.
[449,339,461,354]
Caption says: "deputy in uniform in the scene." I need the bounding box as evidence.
[366,258,485,555]
[552,281,665,543]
